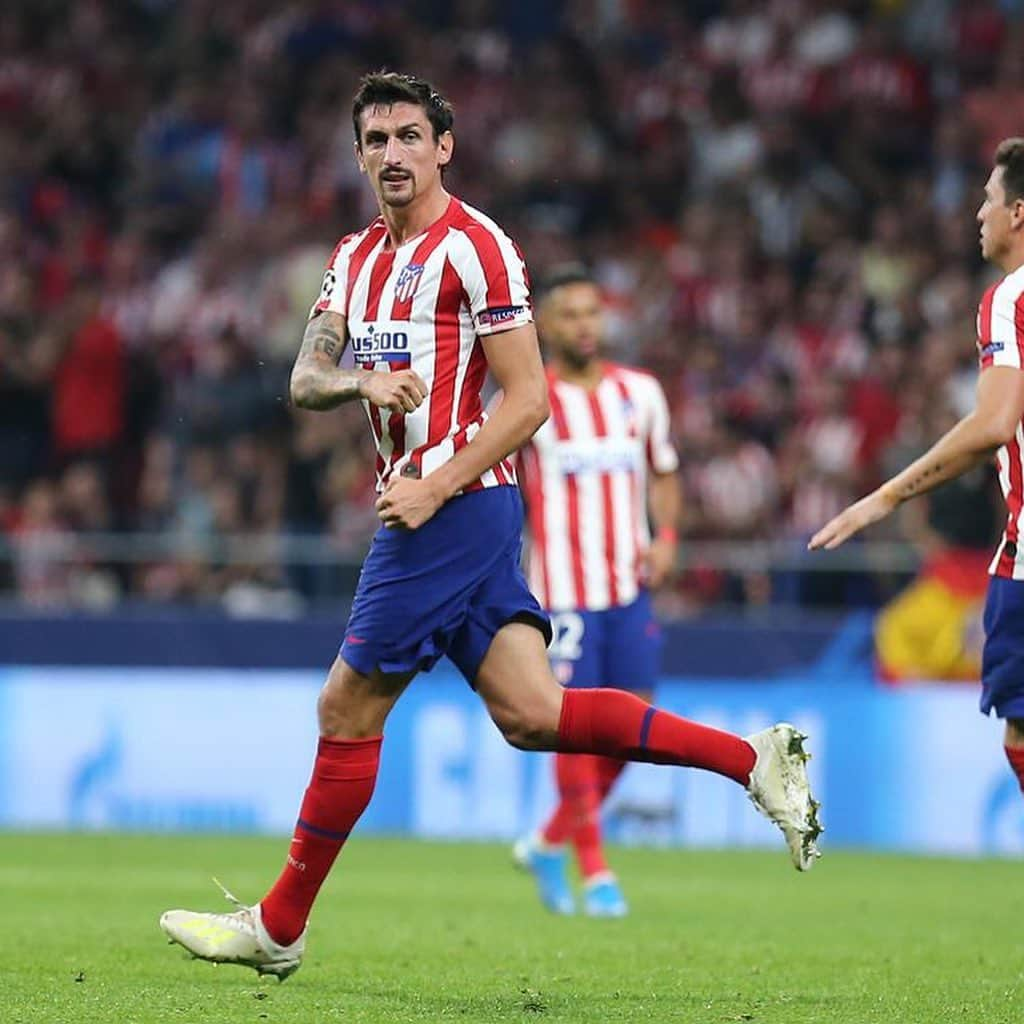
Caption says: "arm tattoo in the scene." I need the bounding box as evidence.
[899,462,943,500]
[313,324,342,360]
[296,314,345,365]
[290,311,367,410]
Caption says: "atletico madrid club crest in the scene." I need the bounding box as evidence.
[394,262,425,304]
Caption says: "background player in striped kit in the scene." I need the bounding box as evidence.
[159,71,820,980]
[514,266,682,917]
[810,138,1024,798]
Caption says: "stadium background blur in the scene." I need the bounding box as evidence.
[0,0,1013,616]
[5,13,1024,1019]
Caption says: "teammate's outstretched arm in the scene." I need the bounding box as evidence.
[290,309,427,413]
[809,365,1024,550]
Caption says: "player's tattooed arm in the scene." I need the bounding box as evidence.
[290,311,429,414]
[888,462,946,501]
[302,315,345,361]
[809,450,978,551]
[810,366,1024,551]
[289,311,366,410]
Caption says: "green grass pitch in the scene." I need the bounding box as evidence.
[1,833,1021,1024]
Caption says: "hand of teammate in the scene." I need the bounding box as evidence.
[645,536,677,590]
[808,488,898,551]
[375,475,446,530]
[358,370,429,414]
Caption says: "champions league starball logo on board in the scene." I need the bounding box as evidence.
[395,263,425,304]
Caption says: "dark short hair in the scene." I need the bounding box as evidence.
[352,71,454,146]
[995,138,1024,204]
[538,263,597,302]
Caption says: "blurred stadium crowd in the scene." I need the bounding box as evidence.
[0,0,1012,611]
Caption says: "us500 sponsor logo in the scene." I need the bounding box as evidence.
[351,325,410,356]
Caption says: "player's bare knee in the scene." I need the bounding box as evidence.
[498,717,552,751]
[317,657,411,738]
[492,704,559,751]
[317,685,363,738]
[316,662,367,737]
[317,686,374,738]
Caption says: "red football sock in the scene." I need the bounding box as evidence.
[557,688,755,785]
[595,755,626,800]
[581,755,626,878]
[541,752,595,845]
[260,735,381,946]
[541,753,609,878]
[1005,746,1024,794]
[538,803,575,846]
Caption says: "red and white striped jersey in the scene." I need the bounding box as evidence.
[518,364,679,612]
[310,195,532,491]
[977,265,1024,578]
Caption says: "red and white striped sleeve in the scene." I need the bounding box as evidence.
[451,203,533,337]
[978,273,1024,370]
[308,234,353,320]
[639,374,680,474]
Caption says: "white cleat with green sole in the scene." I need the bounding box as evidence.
[160,881,305,980]
[745,723,823,871]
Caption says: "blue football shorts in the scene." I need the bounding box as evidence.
[547,588,661,692]
[340,485,551,685]
[981,574,1024,719]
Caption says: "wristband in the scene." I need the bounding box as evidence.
[656,526,678,545]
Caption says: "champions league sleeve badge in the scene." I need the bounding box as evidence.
[313,267,336,313]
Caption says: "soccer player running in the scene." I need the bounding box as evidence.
[160,72,820,980]
[809,138,1024,800]
[513,266,681,918]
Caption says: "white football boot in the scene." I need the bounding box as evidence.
[745,723,823,871]
[160,880,305,980]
